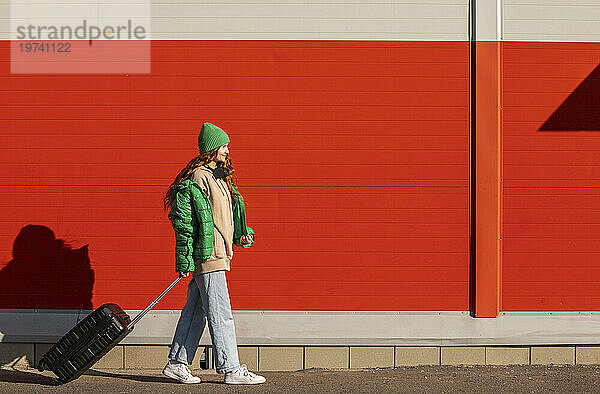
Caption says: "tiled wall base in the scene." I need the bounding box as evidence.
[2,344,600,370]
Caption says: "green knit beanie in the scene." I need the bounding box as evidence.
[198,122,230,153]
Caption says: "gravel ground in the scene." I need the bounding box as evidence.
[1,364,599,393]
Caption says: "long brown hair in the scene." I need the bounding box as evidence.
[163,147,240,210]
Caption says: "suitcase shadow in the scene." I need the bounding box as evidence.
[85,369,177,384]
[85,369,227,385]
[0,368,59,386]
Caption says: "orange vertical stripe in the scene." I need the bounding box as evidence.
[475,41,502,317]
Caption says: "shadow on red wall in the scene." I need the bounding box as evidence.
[539,64,600,131]
[0,225,94,309]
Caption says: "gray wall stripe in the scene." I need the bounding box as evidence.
[1,310,600,346]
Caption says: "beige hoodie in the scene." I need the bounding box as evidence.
[191,163,234,275]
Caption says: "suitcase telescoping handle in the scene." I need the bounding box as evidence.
[127,275,184,329]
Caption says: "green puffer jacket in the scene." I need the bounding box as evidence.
[168,179,254,273]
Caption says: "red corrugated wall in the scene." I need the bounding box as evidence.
[502,42,600,311]
[0,41,470,311]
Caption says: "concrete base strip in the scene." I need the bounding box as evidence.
[1,310,600,346]
[4,344,600,369]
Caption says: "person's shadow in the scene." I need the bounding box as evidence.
[0,225,94,374]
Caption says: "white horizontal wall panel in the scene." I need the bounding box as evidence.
[504,1,600,42]
[0,2,7,38]
[150,18,467,39]
[505,0,600,5]
[0,0,468,40]
[152,4,467,19]
[149,0,467,40]
[505,5,600,21]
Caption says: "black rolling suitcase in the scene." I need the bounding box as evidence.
[37,276,183,383]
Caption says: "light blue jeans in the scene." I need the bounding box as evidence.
[168,270,240,374]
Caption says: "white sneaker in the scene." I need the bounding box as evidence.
[224,364,266,385]
[162,362,201,384]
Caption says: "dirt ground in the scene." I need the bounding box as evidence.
[1,364,599,393]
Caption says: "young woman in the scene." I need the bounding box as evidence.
[162,122,265,384]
